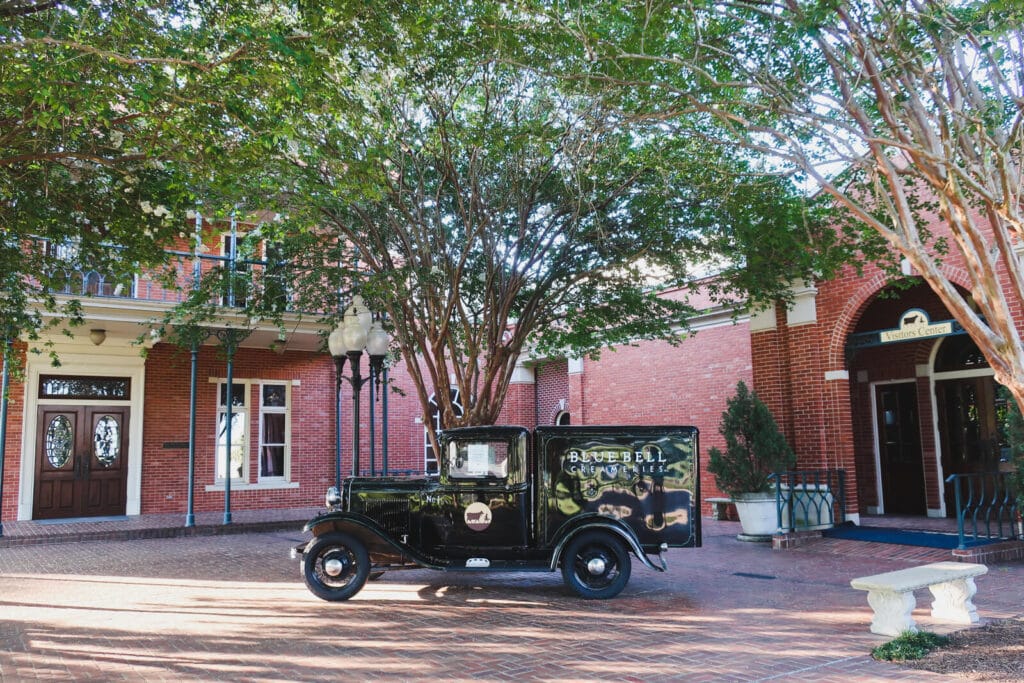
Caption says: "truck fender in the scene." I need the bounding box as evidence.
[549,519,665,573]
[301,511,444,570]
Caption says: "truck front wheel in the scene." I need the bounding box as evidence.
[561,531,632,599]
[302,532,370,601]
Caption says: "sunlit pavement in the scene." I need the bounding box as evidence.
[1,520,1021,681]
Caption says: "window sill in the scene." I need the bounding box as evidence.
[204,481,300,492]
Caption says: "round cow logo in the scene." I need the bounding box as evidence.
[464,502,493,531]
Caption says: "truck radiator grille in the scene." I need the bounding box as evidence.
[356,497,411,538]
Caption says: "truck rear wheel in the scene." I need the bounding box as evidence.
[561,530,631,599]
[302,532,370,601]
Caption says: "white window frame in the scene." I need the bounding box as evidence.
[205,377,300,493]
[258,382,291,482]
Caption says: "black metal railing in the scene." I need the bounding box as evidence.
[770,469,846,533]
[945,472,1021,550]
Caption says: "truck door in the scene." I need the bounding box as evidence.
[431,428,531,562]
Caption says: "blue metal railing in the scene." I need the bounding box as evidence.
[44,267,137,299]
[771,469,847,532]
[945,472,1021,550]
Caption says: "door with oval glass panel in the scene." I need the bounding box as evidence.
[34,406,130,519]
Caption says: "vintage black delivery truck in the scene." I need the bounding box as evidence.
[295,424,700,600]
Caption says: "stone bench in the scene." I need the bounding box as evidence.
[850,561,988,636]
[706,497,731,520]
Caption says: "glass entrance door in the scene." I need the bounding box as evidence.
[936,376,1000,516]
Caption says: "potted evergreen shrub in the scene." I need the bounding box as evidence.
[707,381,796,539]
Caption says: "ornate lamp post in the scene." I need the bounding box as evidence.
[328,295,389,485]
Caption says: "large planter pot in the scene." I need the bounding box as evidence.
[733,491,781,541]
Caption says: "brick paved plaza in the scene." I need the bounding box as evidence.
[1,519,1022,682]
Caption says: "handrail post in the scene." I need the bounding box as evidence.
[185,341,199,528]
[946,474,968,550]
[837,470,846,524]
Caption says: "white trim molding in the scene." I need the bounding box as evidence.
[749,304,777,333]
[786,280,818,327]
[18,335,147,520]
[509,357,535,384]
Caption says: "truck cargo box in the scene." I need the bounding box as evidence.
[536,425,700,549]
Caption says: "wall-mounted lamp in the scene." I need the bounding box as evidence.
[269,329,288,355]
[89,329,106,346]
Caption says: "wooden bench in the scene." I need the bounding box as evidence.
[850,561,988,636]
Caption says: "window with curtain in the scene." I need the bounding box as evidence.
[260,383,289,479]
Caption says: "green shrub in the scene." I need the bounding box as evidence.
[871,630,949,661]
[707,381,795,498]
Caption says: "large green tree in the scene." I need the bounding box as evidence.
[537,0,1024,409]
[253,1,852,446]
[1,1,860,448]
[0,1,308,354]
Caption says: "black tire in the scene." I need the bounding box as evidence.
[560,530,632,599]
[302,532,370,601]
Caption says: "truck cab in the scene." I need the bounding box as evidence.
[297,425,700,600]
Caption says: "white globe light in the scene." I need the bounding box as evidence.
[342,316,368,351]
[367,321,390,356]
[350,294,372,334]
[327,321,348,357]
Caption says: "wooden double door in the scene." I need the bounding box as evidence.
[34,405,130,520]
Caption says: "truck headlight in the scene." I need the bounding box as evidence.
[325,486,342,508]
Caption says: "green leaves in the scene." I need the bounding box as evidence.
[1,1,319,345]
[872,630,949,662]
[225,0,842,429]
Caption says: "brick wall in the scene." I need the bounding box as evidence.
[0,343,26,523]
[748,192,1024,519]
[534,359,569,426]
[141,344,337,513]
[138,342,449,515]
[575,324,753,503]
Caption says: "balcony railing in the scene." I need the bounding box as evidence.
[945,472,1021,550]
[30,237,303,313]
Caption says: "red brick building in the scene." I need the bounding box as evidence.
[1,215,1014,528]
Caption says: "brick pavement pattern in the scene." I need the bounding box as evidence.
[1,520,1022,682]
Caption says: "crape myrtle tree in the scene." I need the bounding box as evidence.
[537,0,1024,408]
[264,1,853,451]
[0,1,313,361]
